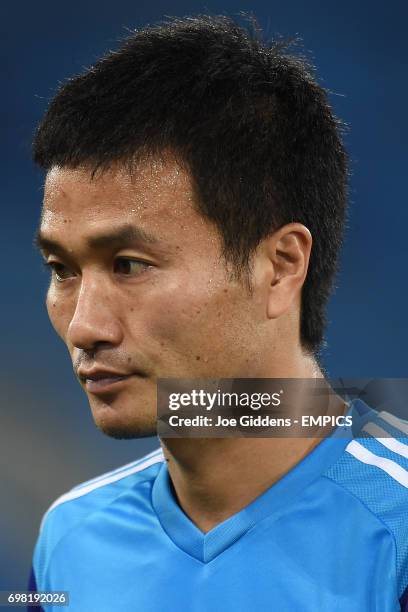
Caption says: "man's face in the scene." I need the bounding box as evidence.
[39,158,270,438]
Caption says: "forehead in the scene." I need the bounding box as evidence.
[41,158,198,233]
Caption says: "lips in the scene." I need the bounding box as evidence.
[77,368,140,394]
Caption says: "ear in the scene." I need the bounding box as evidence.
[263,223,312,319]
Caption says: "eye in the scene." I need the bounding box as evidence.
[45,261,76,282]
[113,258,151,276]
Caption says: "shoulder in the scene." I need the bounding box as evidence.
[41,447,164,528]
[33,448,164,586]
[325,409,408,495]
[325,409,408,597]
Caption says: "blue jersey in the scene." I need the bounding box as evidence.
[30,400,408,611]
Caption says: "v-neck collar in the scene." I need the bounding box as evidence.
[151,399,375,563]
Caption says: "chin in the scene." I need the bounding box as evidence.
[96,420,157,439]
[89,395,157,439]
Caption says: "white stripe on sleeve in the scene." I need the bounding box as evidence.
[346,439,408,488]
[362,422,408,459]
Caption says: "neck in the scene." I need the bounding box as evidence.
[160,353,345,533]
[161,436,323,533]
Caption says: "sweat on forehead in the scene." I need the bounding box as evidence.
[41,158,196,218]
[37,158,223,264]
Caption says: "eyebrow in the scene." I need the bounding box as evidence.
[35,224,160,255]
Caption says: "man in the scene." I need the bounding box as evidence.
[30,15,408,611]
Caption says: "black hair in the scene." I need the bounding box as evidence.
[33,14,348,354]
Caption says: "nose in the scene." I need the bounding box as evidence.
[67,274,124,351]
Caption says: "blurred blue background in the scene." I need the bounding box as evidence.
[1,0,407,592]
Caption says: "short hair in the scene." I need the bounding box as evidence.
[33,14,348,354]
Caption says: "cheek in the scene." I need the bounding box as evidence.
[46,288,72,340]
[138,279,251,356]
[139,287,202,345]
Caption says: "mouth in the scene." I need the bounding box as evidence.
[78,368,145,395]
